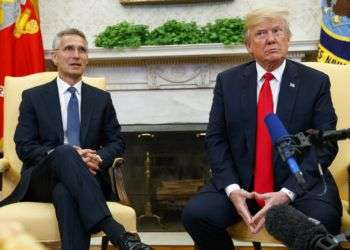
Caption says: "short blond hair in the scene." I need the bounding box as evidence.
[244,8,291,43]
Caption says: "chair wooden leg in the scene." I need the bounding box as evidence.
[252,241,262,250]
[101,236,109,250]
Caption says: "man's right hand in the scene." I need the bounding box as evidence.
[229,189,255,233]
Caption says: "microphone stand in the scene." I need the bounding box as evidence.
[314,230,350,249]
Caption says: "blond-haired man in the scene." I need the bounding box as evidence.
[182,8,341,250]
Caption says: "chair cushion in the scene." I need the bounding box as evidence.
[227,221,280,244]
[0,201,136,242]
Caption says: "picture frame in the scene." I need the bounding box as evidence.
[120,0,232,5]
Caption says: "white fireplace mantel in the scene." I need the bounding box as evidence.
[45,40,318,129]
[45,40,318,61]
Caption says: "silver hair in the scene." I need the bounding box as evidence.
[52,28,88,50]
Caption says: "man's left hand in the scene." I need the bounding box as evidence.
[74,146,103,175]
[250,191,291,234]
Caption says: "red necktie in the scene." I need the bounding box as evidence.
[254,72,274,207]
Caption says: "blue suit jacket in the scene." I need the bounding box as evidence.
[206,60,340,207]
[1,79,125,205]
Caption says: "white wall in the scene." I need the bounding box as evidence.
[39,0,321,49]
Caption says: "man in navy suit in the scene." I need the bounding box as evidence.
[182,8,342,250]
[0,28,152,250]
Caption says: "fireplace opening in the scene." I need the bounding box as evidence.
[122,130,210,232]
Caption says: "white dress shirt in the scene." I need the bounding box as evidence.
[225,60,295,201]
[56,76,82,144]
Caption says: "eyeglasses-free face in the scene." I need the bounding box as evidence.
[245,20,290,71]
[52,34,88,84]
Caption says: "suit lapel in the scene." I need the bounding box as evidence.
[80,83,95,146]
[276,60,300,130]
[41,80,64,142]
[240,63,258,161]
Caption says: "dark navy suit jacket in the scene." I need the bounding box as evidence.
[206,59,341,210]
[1,79,125,205]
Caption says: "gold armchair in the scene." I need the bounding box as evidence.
[227,62,350,249]
[0,72,136,249]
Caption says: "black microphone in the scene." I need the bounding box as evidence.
[308,128,350,144]
[265,205,340,250]
[264,113,306,187]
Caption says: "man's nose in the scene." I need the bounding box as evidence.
[266,32,277,43]
[71,49,80,57]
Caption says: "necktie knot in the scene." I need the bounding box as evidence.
[67,86,77,95]
[263,72,274,81]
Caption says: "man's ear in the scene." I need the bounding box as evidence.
[245,40,253,54]
[51,52,58,66]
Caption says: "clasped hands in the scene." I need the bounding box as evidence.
[74,146,102,175]
[229,189,290,234]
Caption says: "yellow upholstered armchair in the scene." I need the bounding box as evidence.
[0,72,136,249]
[227,62,350,249]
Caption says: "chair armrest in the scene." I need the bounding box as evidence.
[0,158,10,191]
[109,157,131,206]
[0,158,10,173]
[348,164,350,214]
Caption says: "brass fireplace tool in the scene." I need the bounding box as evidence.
[137,133,163,227]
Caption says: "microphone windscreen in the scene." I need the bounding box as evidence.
[264,113,289,144]
[265,205,328,250]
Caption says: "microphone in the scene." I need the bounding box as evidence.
[265,205,340,250]
[293,128,350,148]
[308,128,350,144]
[264,113,306,187]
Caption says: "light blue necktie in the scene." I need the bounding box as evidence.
[67,87,80,146]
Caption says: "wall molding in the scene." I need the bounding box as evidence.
[45,40,318,64]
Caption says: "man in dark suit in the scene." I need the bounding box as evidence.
[0,28,153,250]
[182,8,342,250]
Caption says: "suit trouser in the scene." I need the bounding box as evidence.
[181,182,342,250]
[23,145,121,250]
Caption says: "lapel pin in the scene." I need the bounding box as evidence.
[289,82,295,88]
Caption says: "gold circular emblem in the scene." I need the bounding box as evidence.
[332,15,341,25]
[25,19,39,34]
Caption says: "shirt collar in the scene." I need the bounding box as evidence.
[256,60,286,82]
[56,76,82,95]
